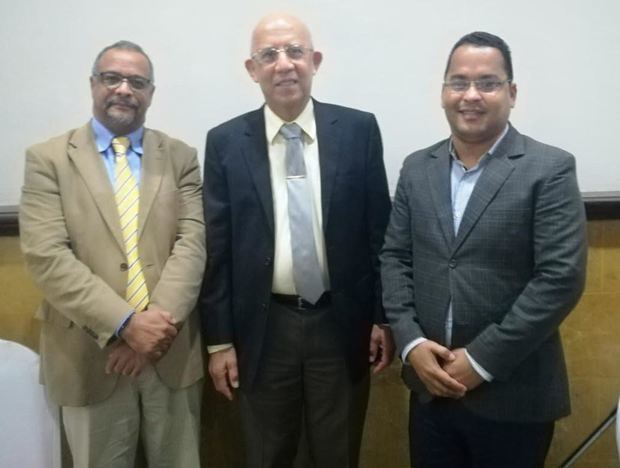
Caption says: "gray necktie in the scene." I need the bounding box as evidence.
[280,123,325,304]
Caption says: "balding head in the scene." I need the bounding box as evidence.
[245,13,322,121]
[250,13,314,54]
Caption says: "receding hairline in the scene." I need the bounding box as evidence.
[250,13,314,53]
[92,40,154,82]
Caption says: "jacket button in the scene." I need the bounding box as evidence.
[264,257,272,266]
[449,259,457,269]
[120,263,128,271]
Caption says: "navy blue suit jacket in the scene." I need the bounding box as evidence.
[201,100,391,389]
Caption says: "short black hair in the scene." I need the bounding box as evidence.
[444,31,513,81]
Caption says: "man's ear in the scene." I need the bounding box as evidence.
[311,51,323,74]
[245,59,259,83]
[509,82,517,107]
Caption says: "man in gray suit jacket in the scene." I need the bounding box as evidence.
[380,32,587,467]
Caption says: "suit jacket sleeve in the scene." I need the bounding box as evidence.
[467,154,587,380]
[149,142,206,323]
[20,144,130,348]
[365,115,392,324]
[380,158,426,354]
[200,128,234,345]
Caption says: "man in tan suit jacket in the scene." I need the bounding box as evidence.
[19,40,205,467]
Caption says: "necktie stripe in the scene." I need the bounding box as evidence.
[112,136,149,312]
[132,295,149,314]
[126,273,145,291]
[127,283,148,303]
[127,257,141,271]
[115,171,133,190]
[119,207,138,224]
[121,235,140,256]
[125,244,138,260]
[119,199,139,222]
[122,219,138,237]
[115,177,134,199]
[127,271,143,288]
[116,191,132,209]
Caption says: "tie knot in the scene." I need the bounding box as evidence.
[111,137,130,157]
[280,123,302,141]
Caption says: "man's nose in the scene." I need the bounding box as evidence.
[114,79,133,94]
[274,51,295,71]
[463,82,482,100]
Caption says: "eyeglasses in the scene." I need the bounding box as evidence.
[93,72,152,91]
[251,44,313,65]
[443,79,511,93]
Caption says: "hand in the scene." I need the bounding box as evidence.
[120,307,177,360]
[442,348,484,391]
[105,341,148,378]
[208,347,239,401]
[407,340,467,399]
[369,324,395,374]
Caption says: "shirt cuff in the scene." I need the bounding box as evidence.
[465,350,494,382]
[207,343,233,354]
[401,337,428,363]
[115,311,135,337]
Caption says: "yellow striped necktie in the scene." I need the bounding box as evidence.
[112,136,149,312]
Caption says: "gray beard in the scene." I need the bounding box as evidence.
[105,108,138,134]
[106,110,136,128]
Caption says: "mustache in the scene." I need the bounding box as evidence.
[105,97,138,110]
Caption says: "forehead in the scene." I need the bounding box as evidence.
[97,49,150,76]
[252,20,311,49]
[446,45,507,78]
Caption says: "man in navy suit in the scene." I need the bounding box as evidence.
[200,13,394,467]
[381,32,587,467]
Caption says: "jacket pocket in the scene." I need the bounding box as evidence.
[35,303,73,328]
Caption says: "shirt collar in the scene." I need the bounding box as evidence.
[264,99,316,144]
[90,118,145,155]
[449,123,510,170]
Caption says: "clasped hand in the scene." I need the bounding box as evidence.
[107,307,178,377]
[408,341,483,399]
[120,307,178,360]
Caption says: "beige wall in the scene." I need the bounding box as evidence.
[1,221,618,467]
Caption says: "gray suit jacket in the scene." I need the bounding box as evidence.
[380,125,587,422]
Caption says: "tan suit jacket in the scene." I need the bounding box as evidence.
[19,122,205,406]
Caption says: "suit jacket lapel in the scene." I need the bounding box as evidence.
[427,141,455,246]
[314,101,340,229]
[67,123,125,252]
[139,129,164,238]
[241,109,275,234]
[452,127,522,252]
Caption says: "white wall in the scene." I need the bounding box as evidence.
[1,0,618,206]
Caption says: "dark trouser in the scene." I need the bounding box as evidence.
[410,394,554,468]
[240,298,369,468]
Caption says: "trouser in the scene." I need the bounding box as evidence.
[240,299,369,468]
[410,395,554,468]
[63,364,202,468]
